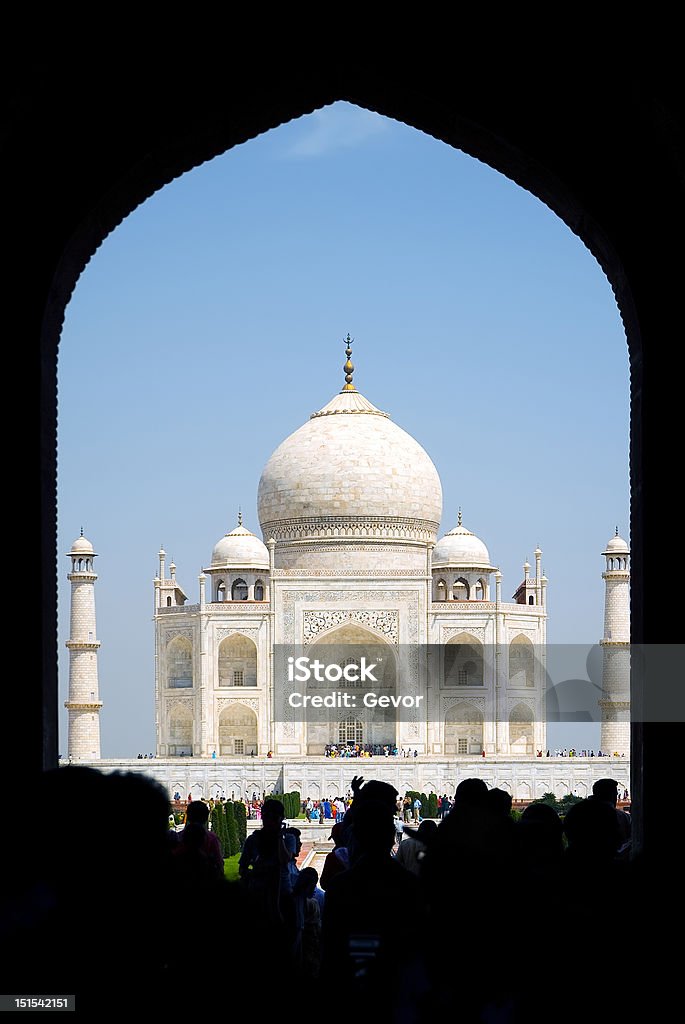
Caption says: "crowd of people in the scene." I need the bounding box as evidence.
[324,743,419,757]
[539,748,627,758]
[5,766,648,1018]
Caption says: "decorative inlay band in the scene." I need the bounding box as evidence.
[261,516,439,544]
[303,609,399,645]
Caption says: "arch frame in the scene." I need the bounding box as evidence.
[22,50,682,853]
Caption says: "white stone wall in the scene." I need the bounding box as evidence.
[77,756,631,803]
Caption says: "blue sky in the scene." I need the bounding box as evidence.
[57,102,629,757]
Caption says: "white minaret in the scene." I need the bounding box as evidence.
[65,530,103,759]
[599,528,630,756]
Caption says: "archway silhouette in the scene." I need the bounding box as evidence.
[21,53,684,856]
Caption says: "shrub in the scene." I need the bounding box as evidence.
[225,801,240,856]
[233,799,247,845]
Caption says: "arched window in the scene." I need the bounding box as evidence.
[166,596,172,607]
[216,581,226,602]
[444,633,484,686]
[254,579,265,601]
[528,595,534,605]
[453,578,470,600]
[444,702,483,755]
[167,636,193,688]
[436,579,446,599]
[218,704,258,755]
[232,578,248,601]
[475,579,485,600]
[509,635,535,687]
[509,703,534,753]
[218,634,258,687]
[168,706,193,755]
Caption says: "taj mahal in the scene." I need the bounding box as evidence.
[63,339,631,801]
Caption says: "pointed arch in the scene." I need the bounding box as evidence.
[168,704,193,754]
[444,701,483,754]
[444,632,484,687]
[218,633,257,687]
[509,635,535,688]
[453,577,470,601]
[231,578,248,601]
[310,622,397,689]
[218,703,258,755]
[167,635,193,688]
[509,702,534,754]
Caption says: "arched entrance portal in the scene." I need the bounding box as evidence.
[306,623,396,755]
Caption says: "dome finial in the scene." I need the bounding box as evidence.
[341,333,356,392]
[615,525,619,536]
[80,526,84,537]
[457,507,462,527]
[238,507,243,527]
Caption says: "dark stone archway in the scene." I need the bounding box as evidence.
[6,44,683,856]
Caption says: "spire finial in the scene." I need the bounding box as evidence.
[341,333,356,392]
[238,507,243,527]
[615,525,619,536]
[80,526,84,537]
[457,507,462,527]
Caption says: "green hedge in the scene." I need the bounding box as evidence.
[233,799,247,844]
[266,791,301,819]
[224,801,240,856]
[404,790,438,818]
[210,804,228,857]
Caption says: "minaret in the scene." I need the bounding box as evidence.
[599,528,630,756]
[65,530,103,759]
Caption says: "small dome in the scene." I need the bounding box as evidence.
[433,522,492,569]
[70,533,94,555]
[210,523,269,569]
[605,532,629,553]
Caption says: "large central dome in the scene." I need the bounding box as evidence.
[257,381,442,549]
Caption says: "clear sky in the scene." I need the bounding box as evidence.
[57,102,629,758]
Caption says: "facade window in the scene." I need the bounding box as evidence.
[232,579,248,601]
[217,582,226,602]
[340,657,362,688]
[254,580,265,601]
[234,739,244,754]
[453,578,470,600]
[339,716,363,745]
[458,668,468,686]
[458,738,468,754]
[233,670,244,686]
[528,595,534,605]
[166,596,172,606]
[168,637,193,688]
